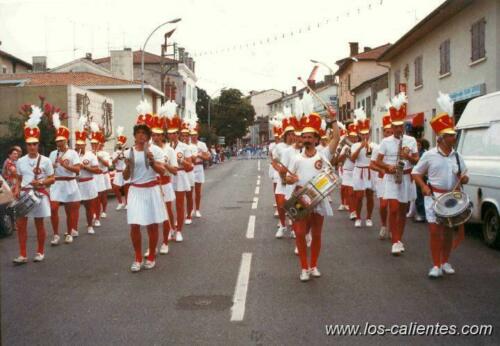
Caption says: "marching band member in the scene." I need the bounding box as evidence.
[150,112,178,255]
[165,100,193,242]
[49,113,81,245]
[286,110,340,281]
[269,118,282,217]
[370,114,393,239]
[75,117,100,235]
[272,111,295,238]
[112,127,128,210]
[90,124,106,228]
[123,101,167,272]
[350,108,377,228]
[338,123,359,220]
[12,106,55,264]
[376,93,419,255]
[180,122,195,225]
[335,123,349,211]
[412,92,468,278]
[189,119,210,218]
[97,138,112,218]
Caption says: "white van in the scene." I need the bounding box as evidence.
[456,91,500,248]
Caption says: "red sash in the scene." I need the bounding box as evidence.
[55,176,76,181]
[78,177,93,183]
[131,180,158,188]
[158,176,171,185]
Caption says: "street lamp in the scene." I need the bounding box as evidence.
[310,59,335,75]
[208,87,226,128]
[141,17,182,100]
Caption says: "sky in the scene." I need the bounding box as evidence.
[0,0,445,96]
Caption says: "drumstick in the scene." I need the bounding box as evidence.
[297,77,330,112]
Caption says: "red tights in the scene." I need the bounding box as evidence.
[112,184,123,204]
[175,191,186,232]
[275,194,286,227]
[16,217,46,257]
[379,198,388,227]
[195,183,202,211]
[82,198,97,227]
[294,213,324,270]
[388,199,408,244]
[162,203,171,245]
[130,224,159,262]
[354,189,374,220]
[429,224,454,267]
[186,188,194,219]
[50,201,80,235]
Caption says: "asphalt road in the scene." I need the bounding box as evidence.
[1,158,500,345]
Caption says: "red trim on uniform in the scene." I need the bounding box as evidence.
[78,177,93,183]
[131,180,158,188]
[158,176,171,185]
[55,177,76,181]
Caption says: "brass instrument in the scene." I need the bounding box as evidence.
[394,136,405,184]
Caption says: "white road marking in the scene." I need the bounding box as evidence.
[246,215,256,239]
[257,160,261,171]
[231,252,253,322]
[257,175,261,179]
[256,180,260,186]
[254,186,260,194]
[251,197,258,209]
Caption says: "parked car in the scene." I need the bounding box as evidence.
[456,91,500,248]
[0,175,16,237]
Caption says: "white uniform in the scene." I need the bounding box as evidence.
[412,148,466,224]
[49,149,81,203]
[193,141,208,184]
[275,146,300,199]
[289,151,333,217]
[268,142,277,180]
[272,142,290,187]
[78,151,98,201]
[187,143,197,187]
[378,134,418,203]
[97,150,112,190]
[351,142,378,191]
[125,146,167,225]
[340,145,355,187]
[370,145,385,198]
[159,144,178,203]
[16,154,53,218]
[112,150,127,187]
[316,144,333,162]
[170,141,192,192]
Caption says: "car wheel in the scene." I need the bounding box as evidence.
[482,207,500,248]
[0,212,15,237]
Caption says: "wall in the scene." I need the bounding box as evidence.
[249,90,283,119]
[0,56,31,74]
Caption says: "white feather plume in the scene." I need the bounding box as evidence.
[283,105,292,118]
[391,92,407,110]
[301,92,314,115]
[270,115,282,128]
[274,112,284,122]
[77,116,87,132]
[354,107,366,122]
[25,105,43,129]
[320,119,327,131]
[116,126,124,136]
[436,91,454,115]
[136,99,152,115]
[90,121,100,133]
[338,122,346,130]
[385,100,393,111]
[52,112,61,129]
[164,100,178,119]
[294,98,304,120]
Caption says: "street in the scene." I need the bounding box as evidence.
[1,158,500,345]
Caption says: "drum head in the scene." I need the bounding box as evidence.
[434,192,470,217]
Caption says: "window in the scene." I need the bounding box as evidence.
[366,96,372,117]
[471,18,486,62]
[347,74,351,91]
[414,56,423,87]
[394,70,400,96]
[439,39,450,75]
[2,66,6,74]
[461,124,500,157]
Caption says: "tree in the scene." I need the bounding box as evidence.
[196,88,210,125]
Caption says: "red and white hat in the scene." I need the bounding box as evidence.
[382,114,392,129]
[116,126,127,145]
[52,113,70,142]
[135,100,155,129]
[347,123,358,136]
[90,122,103,144]
[300,113,322,134]
[270,117,282,138]
[24,105,43,144]
[319,119,328,139]
[151,115,165,134]
[431,92,456,135]
[338,122,347,137]
[354,108,370,134]
[159,100,181,134]
[75,116,88,145]
[388,92,408,126]
[188,114,200,135]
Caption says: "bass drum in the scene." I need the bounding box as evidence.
[433,191,473,228]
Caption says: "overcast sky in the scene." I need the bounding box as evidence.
[1,0,444,95]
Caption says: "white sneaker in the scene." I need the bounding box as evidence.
[33,253,45,262]
[125,204,128,210]
[175,232,183,242]
[100,212,107,218]
[194,210,202,218]
[398,241,405,252]
[87,227,95,234]
[275,226,285,239]
[143,260,156,270]
[300,269,310,282]
[273,203,277,207]
[116,203,125,211]
[294,246,299,255]
[428,266,443,278]
[13,256,28,264]
[391,242,401,255]
[306,233,312,248]
[50,234,60,246]
[290,230,296,239]
[378,226,388,240]
[64,234,73,244]
[441,263,455,275]
[71,229,79,237]
[168,230,176,241]
[354,219,362,228]
[365,219,373,227]
[309,267,321,278]
[185,218,193,225]
[274,210,279,217]
[337,204,346,211]
[94,219,101,227]
[349,211,356,220]
[130,261,141,273]
[160,243,169,255]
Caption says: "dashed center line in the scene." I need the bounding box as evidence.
[256,180,260,186]
[251,197,259,209]
[246,215,255,239]
[257,160,261,171]
[231,252,253,322]
[255,186,260,195]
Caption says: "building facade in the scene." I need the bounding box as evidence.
[0,49,32,74]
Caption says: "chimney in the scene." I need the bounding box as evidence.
[324,74,335,85]
[110,49,133,81]
[183,51,189,64]
[85,53,92,60]
[307,80,316,88]
[32,56,47,73]
[349,42,359,57]
[364,46,372,52]
[178,47,185,62]
[307,65,318,89]
[292,86,297,93]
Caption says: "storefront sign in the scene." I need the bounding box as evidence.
[449,83,486,102]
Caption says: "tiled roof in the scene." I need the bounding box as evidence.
[93,50,177,65]
[0,49,32,68]
[0,72,138,86]
[334,43,391,76]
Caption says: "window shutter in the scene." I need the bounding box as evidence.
[471,22,478,61]
[479,19,486,58]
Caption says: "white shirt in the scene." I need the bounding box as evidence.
[378,134,418,170]
[192,141,209,165]
[79,151,99,178]
[16,154,53,188]
[341,145,355,171]
[316,144,333,162]
[124,145,164,184]
[49,149,80,177]
[169,141,192,167]
[412,147,466,191]
[112,150,126,171]
[272,142,290,163]
[290,150,329,187]
[269,142,276,158]
[158,144,178,177]
[282,146,301,169]
[96,150,111,173]
[351,142,378,167]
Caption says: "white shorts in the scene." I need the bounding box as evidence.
[50,180,81,203]
[113,171,126,187]
[78,179,98,201]
[94,174,106,192]
[381,174,417,203]
[173,171,191,192]
[103,172,112,190]
[352,167,375,191]
[341,169,353,187]
[193,164,205,184]
[22,193,51,218]
[424,193,445,224]
[127,184,167,225]
[376,177,385,199]
[160,182,176,202]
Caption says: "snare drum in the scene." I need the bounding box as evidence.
[8,190,42,218]
[433,191,473,228]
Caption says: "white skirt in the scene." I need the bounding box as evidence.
[50,180,81,203]
[160,182,176,202]
[376,177,385,199]
[194,165,205,184]
[113,171,126,187]
[127,184,167,225]
[268,165,276,180]
[78,179,98,201]
[173,171,191,192]
[381,173,417,203]
[24,193,51,218]
[94,174,106,192]
[103,172,112,190]
[341,169,353,187]
[272,170,280,184]
[352,167,375,191]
